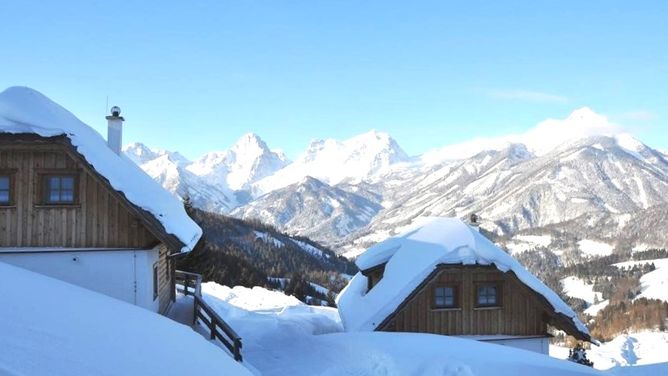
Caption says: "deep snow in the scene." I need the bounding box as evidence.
[0,262,251,376]
[551,332,668,370]
[200,283,668,376]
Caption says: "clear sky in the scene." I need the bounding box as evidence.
[1,1,666,160]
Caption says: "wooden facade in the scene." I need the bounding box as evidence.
[0,134,189,315]
[155,243,173,313]
[0,140,158,248]
[374,264,555,337]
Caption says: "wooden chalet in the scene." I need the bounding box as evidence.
[0,87,201,315]
[337,217,592,354]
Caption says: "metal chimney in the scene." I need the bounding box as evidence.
[106,106,124,155]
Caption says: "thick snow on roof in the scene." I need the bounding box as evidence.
[0,87,201,251]
[0,262,252,376]
[337,217,590,338]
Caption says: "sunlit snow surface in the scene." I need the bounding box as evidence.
[614,259,668,302]
[0,262,252,376]
[551,332,668,371]
[201,283,667,376]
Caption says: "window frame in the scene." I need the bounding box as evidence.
[0,169,16,207]
[36,170,80,206]
[475,282,502,308]
[432,284,460,310]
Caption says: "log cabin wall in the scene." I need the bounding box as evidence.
[0,143,158,248]
[379,265,549,336]
[156,244,173,314]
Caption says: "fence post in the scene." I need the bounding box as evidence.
[183,275,189,296]
[192,296,198,326]
[209,316,216,340]
[234,338,243,362]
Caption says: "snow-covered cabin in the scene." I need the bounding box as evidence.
[0,87,202,314]
[337,217,592,354]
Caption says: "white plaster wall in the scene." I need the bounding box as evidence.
[0,249,160,312]
[487,337,550,354]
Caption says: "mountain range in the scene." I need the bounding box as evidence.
[124,108,668,257]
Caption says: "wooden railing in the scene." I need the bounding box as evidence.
[174,270,243,362]
[175,270,202,297]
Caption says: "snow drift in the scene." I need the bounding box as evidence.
[0,262,251,376]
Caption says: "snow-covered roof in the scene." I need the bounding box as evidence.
[337,217,590,340]
[0,87,201,251]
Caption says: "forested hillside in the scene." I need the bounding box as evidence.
[515,247,668,343]
[176,206,357,305]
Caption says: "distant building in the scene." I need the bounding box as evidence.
[0,87,202,314]
[337,217,592,354]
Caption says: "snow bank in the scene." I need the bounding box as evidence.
[551,332,668,371]
[561,276,603,306]
[201,283,342,343]
[338,217,589,338]
[578,239,614,257]
[0,262,251,376]
[0,87,201,251]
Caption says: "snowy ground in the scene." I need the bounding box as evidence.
[551,332,668,370]
[201,283,668,376]
[613,258,668,302]
[0,262,251,376]
[578,240,614,257]
[561,276,609,316]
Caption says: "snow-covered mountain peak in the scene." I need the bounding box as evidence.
[230,132,272,155]
[124,142,158,165]
[188,133,290,192]
[123,142,190,166]
[565,106,604,123]
[253,130,410,195]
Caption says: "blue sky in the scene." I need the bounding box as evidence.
[1,1,666,159]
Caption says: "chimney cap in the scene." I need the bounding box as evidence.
[110,106,121,117]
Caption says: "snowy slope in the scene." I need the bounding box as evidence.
[551,332,668,370]
[614,258,668,302]
[0,87,201,251]
[561,276,609,315]
[0,262,251,376]
[232,176,382,244]
[346,133,668,253]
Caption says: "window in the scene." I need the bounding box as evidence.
[43,175,76,204]
[477,285,499,307]
[434,286,458,309]
[0,175,11,205]
[153,263,159,300]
